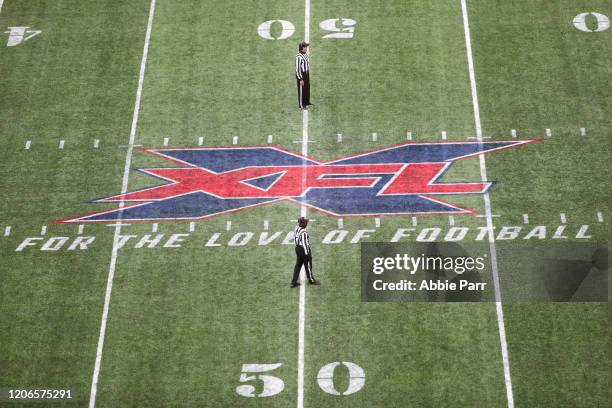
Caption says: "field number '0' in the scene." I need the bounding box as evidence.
[235,361,365,397]
[258,18,357,40]
[573,12,610,32]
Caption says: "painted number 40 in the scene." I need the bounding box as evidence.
[235,361,365,397]
[258,18,357,40]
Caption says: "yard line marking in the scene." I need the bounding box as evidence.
[511,129,517,138]
[406,131,412,140]
[596,211,603,223]
[25,140,31,149]
[559,213,566,224]
[580,127,586,136]
[522,214,529,224]
[374,217,381,228]
[338,219,344,229]
[461,1,514,407]
[267,134,273,144]
[297,2,310,407]
[372,132,378,141]
[232,135,238,145]
[59,140,65,149]
[189,221,195,232]
[163,137,169,146]
[105,223,131,227]
[78,224,85,235]
[226,221,232,231]
[89,1,157,407]
[152,222,158,232]
[448,215,455,226]
[411,216,417,227]
[337,133,342,142]
[94,139,100,148]
[40,225,47,235]
[546,128,552,137]
[263,220,269,230]
[4,226,11,237]
[441,130,447,140]
[475,213,500,218]
[0,0,4,14]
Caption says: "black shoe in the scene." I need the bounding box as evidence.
[291,282,300,288]
[308,280,320,285]
[307,103,314,106]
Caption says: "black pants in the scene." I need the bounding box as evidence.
[292,246,314,284]
[297,73,310,109]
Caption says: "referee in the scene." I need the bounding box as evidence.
[295,41,313,110]
[291,217,319,287]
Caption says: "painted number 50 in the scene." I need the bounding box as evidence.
[258,18,357,40]
[235,361,365,397]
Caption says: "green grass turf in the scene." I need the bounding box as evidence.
[0,0,610,407]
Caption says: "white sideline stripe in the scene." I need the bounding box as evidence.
[89,1,156,407]
[461,1,514,407]
[25,140,31,149]
[297,2,310,406]
[560,213,566,224]
[40,225,47,235]
[59,140,65,149]
[522,214,529,224]
[596,211,603,223]
[4,226,11,237]
[406,131,412,140]
[198,136,204,146]
[94,139,100,148]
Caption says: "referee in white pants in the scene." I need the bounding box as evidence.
[296,41,313,110]
[292,217,319,287]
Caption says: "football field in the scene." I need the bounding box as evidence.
[0,0,610,407]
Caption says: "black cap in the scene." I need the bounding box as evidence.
[299,41,309,51]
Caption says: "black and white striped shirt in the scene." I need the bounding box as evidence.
[295,52,310,79]
[294,226,311,254]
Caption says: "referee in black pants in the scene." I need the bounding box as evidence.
[291,217,319,287]
[296,41,313,110]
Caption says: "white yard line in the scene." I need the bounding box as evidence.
[88,1,157,407]
[460,1,514,407]
[297,2,310,407]
[0,0,4,14]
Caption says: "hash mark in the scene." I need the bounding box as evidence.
[94,139,100,148]
[596,211,604,223]
[580,127,586,136]
[559,213,566,224]
[198,137,204,146]
[267,135,273,144]
[374,217,380,228]
[78,224,84,234]
[411,217,417,227]
[189,221,195,232]
[372,132,378,142]
[511,129,517,138]
[232,135,238,145]
[25,140,31,149]
[441,131,447,140]
[448,215,455,226]
[59,140,65,149]
[338,219,344,229]
[41,225,47,235]
[406,131,412,141]
[475,214,501,218]
[546,128,552,137]
[337,133,342,142]
[522,214,529,224]
[226,221,232,231]
[152,222,158,232]
[263,220,269,231]
[4,226,11,237]
[163,137,169,146]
